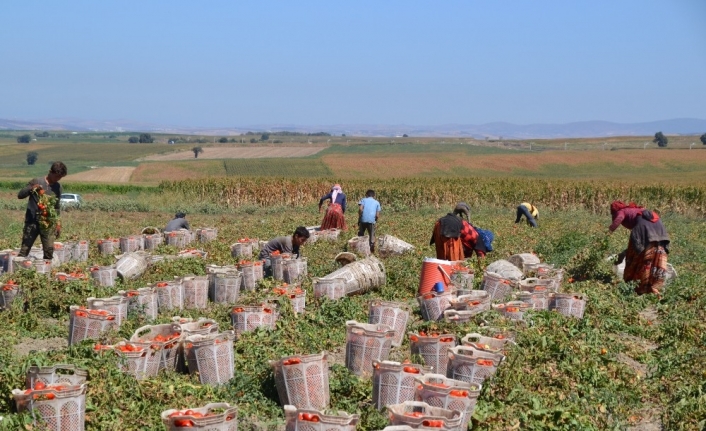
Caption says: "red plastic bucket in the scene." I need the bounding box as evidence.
[418,258,454,295]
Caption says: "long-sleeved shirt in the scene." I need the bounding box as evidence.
[319,192,347,213]
[460,220,486,258]
[609,207,644,232]
[18,177,62,223]
[259,236,300,260]
[164,217,190,232]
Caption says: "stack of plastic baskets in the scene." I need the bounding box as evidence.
[414,373,481,425]
[551,293,586,319]
[87,296,129,326]
[172,317,219,337]
[372,361,431,410]
[445,291,491,322]
[161,403,237,431]
[345,320,395,376]
[238,260,264,291]
[387,401,463,430]
[271,352,329,409]
[283,257,308,284]
[119,287,158,320]
[368,301,410,347]
[1,281,21,310]
[181,275,209,309]
[231,303,279,335]
[447,345,504,386]
[313,277,347,300]
[184,331,235,386]
[272,284,307,314]
[417,291,454,322]
[68,306,117,346]
[481,272,515,301]
[89,265,118,287]
[97,238,120,255]
[13,383,87,431]
[284,405,358,431]
[153,280,184,312]
[409,332,456,376]
[130,323,182,375]
[494,301,530,321]
[209,270,242,304]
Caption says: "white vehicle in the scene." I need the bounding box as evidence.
[60,193,83,210]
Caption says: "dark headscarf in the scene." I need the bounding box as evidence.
[453,202,470,220]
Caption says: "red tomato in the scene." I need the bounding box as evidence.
[403,366,420,374]
[174,419,194,427]
[34,381,46,390]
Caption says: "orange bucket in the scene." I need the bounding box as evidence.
[418,258,454,295]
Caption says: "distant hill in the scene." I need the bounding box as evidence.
[1,117,704,139]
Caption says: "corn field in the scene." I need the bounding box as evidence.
[159,178,706,216]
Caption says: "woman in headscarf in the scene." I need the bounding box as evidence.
[610,200,670,295]
[318,184,347,230]
[453,202,487,259]
[429,205,464,261]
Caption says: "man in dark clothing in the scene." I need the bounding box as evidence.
[18,161,68,259]
[164,212,190,232]
[259,226,310,276]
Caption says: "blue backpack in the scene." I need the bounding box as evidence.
[472,225,495,252]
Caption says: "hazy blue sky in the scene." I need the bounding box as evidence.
[1,1,704,127]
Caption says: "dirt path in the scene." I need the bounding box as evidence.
[141,146,327,161]
[63,166,136,183]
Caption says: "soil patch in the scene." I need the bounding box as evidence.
[618,333,659,351]
[14,336,67,357]
[63,166,136,183]
[639,307,660,326]
[626,407,663,431]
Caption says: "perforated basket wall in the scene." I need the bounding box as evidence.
[13,384,87,431]
[325,256,386,296]
[197,227,218,243]
[119,288,158,320]
[53,243,71,264]
[181,276,209,309]
[209,271,242,304]
[270,254,293,281]
[143,234,163,251]
[239,261,264,291]
[417,291,453,322]
[69,241,89,262]
[515,291,549,310]
[130,323,183,374]
[172,317,219,337]
[539,268,564,292]
[26,365,88,389]
[231,305,279,334]
[313,278,346,300]
[271,352,330,410]
[87,296,128,326]
[283,258,308,284]
[1,284,21,310]
[372,361,431,410]
[97,239,119,255]
[68,306,117,346]
[449,291,491,313]
[88,265,115,287]
[386,401,463,430]
[551,293,586,319]
[481,272,515,301]
[348,236,371,257]
[461,333,513,351]
[345,321,395,376]
[113,343,150,380]
[283,405,359,431]
[277,288,306,314]
[368,301,410,347]
[414,373,481,426]
[33,259,52,278]
[231,242,253,258]
[450,270,475,291]
[164,229,192,249]
[447,346,503,385]
[184,331,235,386]
[376,234,415,257]
[119,235,144,253]
[495,301,530,321]
[162,403,238,431]
[409,333,456,376]
[154,281,184,311]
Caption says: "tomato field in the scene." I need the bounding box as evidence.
[0,177,704,431]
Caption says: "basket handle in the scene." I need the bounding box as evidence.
[437,265,452,283]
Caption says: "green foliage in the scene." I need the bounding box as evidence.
[192,146,204,158]
[139,133,154,144]
[128,136,139,143]
[222,159,332,177]
[653,131,668,147]
[218,137,228,143]
[701,133,706,145]
[26,151,38,165]
[16,134,32,143]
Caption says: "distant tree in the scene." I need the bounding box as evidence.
[260,133,270,141]
[128,136,139,143]
[250,138,257,143]
[17,134,32,143]
[341,134,346,137]
[192,146,203,158]
[34,131,49,138]
[653,131,668,147]
[108,134,117,139]
[218,137,228,143]
[139,133,154,143]
[26,151,39,165]
[700,133,706,145]
[403,134,409,138]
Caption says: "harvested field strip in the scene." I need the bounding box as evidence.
[62,166,136,183]
[141,145,327,161]
[130,160,226,183]
[223,159,332,177]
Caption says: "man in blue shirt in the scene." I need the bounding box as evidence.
[357,189,381,253]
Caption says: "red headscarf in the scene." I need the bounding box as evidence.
[610,200,642,219]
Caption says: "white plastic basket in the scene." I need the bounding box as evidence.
[368,301,410,347]
[181,275,209,309]
[345,320,395,376]
[13,383,87,431]
[231,304,279,334]
[119,288,158,320]
[414,373,482,426]
[447,345,504,386]
[409,332,456,376]
[68,306,117,346]
[283,405,358,431]
[161,403,238,431]
[387,401,463,430]
[209,271,242,304]
[417,291,453,322]
[184,331,235,386]
[86,296,129,326]
[271,352,330,410]
[372,361,431,410]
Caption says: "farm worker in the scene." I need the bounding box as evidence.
[515,202,539,228]
[164,212,190,233]
[17,161,68,260]
[453,202,487,259]
[259,226,311,277]
[429,207,464,261]
[610,201,670,295]
[319,184,347,230]
[357,189,381,253]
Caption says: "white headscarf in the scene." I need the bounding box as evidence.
[331,184,342,204]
